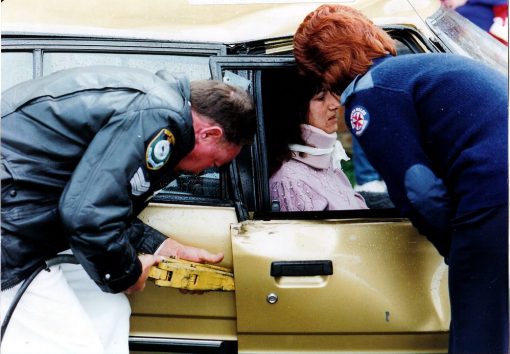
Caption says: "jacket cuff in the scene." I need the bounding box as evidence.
[96,257,142,293]
[138,223,167,254]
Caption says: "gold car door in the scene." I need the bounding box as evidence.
[232,218,450,353]
[129,184,237,352]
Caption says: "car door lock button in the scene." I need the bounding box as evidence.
[266,293,278,304]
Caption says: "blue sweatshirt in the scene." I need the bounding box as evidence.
[341,53,508,240]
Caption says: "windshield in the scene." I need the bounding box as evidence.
[426,7,508,76]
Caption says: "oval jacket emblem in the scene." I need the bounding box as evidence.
[146,128,175,170]
[350,105,370,137]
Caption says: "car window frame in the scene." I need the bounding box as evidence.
[1,34,226,90]
[210,55,296,216]
[211,25,442,221]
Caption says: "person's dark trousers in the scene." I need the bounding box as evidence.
[448,204,509,354]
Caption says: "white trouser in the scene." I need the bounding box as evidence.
[1,260,131,354]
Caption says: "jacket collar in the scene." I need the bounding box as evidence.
[340,54,393,105]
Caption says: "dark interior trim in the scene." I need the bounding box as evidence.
[129,336,237,354]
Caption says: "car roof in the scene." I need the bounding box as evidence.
[2,0,440,43]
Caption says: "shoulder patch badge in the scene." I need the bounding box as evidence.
[349,105,370,137]
[146,128,175,170]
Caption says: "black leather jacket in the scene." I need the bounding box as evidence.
[1,66,195,293]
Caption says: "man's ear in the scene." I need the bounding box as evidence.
[199,126,223,141]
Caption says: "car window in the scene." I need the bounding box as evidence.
[1,41,225,203]
[261,67,395,211]
[160,169,221,198]
[42,52,211,81]
[426,7,508,76]
[1,52,34,91]
[257,37,424,212]
[1,51,211,91]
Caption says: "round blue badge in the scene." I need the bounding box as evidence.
[350,106,370,137]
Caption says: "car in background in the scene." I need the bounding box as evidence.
[2,0,507,353]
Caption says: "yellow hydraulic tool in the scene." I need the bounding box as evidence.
[148,256,235,291]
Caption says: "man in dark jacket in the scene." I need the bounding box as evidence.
[1,65,255,353]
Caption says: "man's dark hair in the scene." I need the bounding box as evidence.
[190,80,256,146]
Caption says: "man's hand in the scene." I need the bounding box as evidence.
[154,238,224,295]
[155,238,224,264]
[125,239,223,295]
[124,254,162,295]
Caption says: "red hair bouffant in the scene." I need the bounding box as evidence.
[293,4,396,93]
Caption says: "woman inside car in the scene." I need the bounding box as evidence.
[268,75,367,212]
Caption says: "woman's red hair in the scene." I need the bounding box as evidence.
[293,4,396,92]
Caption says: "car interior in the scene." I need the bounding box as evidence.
[225,64,398,217]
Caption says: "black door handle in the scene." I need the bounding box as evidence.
[270,260,333,277]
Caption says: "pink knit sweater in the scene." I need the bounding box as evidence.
[269,125,368,211]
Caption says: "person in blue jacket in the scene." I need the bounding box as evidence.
[294,4,508,354]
